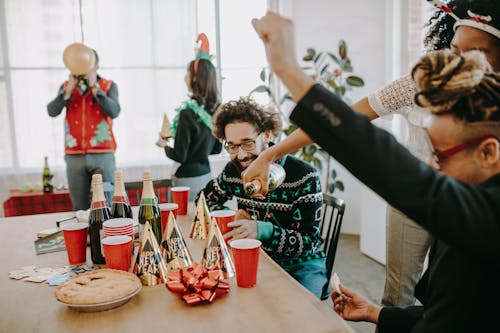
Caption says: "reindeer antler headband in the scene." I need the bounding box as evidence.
[194,33,212,73]
[427,0,500,39]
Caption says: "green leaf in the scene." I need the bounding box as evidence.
[338,39,347,59]
[306,48,316,57]
[335,181,345,192]
[330,169,337,180]
[259,68,266,82]
[283,124,298,136]
[328,183,336,193]
[334,86,346,96]
[249,85,270,95]
[346,76,365,87]
[313,52,323,63]
[327,52,340,65]
[320,64,329,75]
[312,157,323,172]
[280,93,294,105]
[303,144,317,156]
[326,79,337,88]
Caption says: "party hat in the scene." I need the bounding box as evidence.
[133,221,168,286]
[194,33,212,73]
[189,191,211,239]
[201,217,235,279]
[160,113,173,139]
[161,212,193,273]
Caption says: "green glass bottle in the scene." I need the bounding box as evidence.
[138,171,161,244]
[244,163,286,196]
[42,156,54,193]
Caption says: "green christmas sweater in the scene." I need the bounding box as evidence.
[200,154,326,268]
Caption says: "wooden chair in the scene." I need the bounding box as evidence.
[319,192,346,300]
[124,179,172,206]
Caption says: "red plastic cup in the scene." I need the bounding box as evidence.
[210,210,235,235]
[101,235,133,271]
[61,223,88,265]
[159,203,179,234]
[171,186,190,215]
[230,239,262,288]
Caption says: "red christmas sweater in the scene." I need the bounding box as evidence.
[63,78,117,154]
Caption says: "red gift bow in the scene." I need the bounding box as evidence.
[165,262,230,305]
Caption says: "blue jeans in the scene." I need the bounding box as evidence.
[173,173,212,201]
[65,153,115,210]
[287,263,331,300]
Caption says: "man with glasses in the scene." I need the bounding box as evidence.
[197,97,329,299]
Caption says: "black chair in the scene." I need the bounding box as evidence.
[320,192,346,300]
[124,179,172,205]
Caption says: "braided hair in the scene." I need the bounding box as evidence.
[412,49,500,122]
[424,0,500,51]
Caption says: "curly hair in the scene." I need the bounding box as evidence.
[424,0,500,51]
[212,97,282,140]
[412,49,500,122]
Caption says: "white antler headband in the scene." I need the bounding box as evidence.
[427,0,500,39]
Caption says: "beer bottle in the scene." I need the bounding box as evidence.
[89,173,111,264]
[244,163,286,196]
[138,171,161,244]
[42,156,54,193]
[111,169,133,219]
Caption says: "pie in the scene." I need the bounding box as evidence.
[54,269,141,305]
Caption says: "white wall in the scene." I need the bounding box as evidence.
[287,0,388,233]
[286,0,410,263]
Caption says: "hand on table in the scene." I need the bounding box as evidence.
[224,219,258,241]
[332,284,381,324]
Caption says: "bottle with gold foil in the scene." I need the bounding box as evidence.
[111,170,133,219]
[89,173,111,264]
[138,171,161,244]
[244,163,286,196]
[42,156,54,193]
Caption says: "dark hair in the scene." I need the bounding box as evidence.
[187,59,219,114]
[412,49,500,122]
[212,97,282,140]
[424,0,500,51]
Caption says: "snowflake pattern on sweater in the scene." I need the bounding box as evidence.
[199,155,325,267]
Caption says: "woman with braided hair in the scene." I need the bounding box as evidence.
[256,0,500,309]
[250,11,500,332]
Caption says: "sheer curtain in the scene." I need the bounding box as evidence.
[0,0,267,171]
[0,0,268,216]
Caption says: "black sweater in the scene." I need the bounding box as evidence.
[165,107,222,177]
[291,84,500,333]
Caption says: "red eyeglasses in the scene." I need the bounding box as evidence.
[432,134,499,164]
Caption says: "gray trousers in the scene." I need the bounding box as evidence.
[382,207,432,307]
[65,153,115,211]
[172,173,212,202]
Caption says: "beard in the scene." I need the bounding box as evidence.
[231,154,258,172]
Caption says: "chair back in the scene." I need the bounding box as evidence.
[124,179,172,206]
[319,192,346,300]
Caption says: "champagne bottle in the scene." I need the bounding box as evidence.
[138,171,161,244]
[89,173,111,264]
[111,169,133,219]
[42,156,54,193]
[244,163,286,196]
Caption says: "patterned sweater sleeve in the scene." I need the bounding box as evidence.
[197,164,234,211]
[367,74,417,117]
[258,172,324,260]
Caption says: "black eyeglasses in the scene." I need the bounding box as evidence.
[224,134,262,154]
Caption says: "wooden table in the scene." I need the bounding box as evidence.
[0,205,354,333]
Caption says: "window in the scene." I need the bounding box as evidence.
[0,0,267,170]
